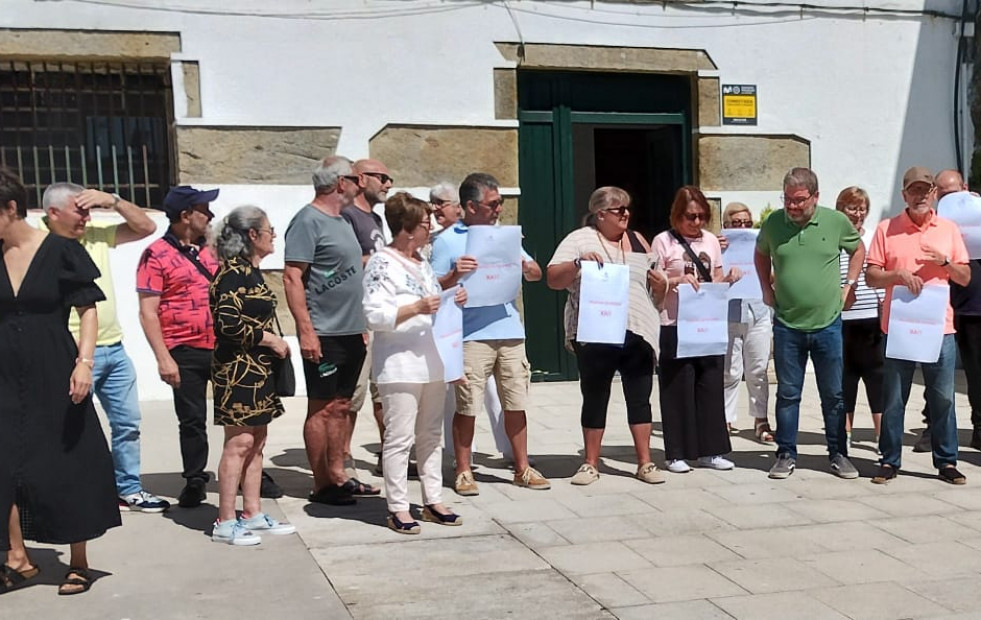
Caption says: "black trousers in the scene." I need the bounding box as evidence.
[572,331,655,429]
[169,346,211,482]
[842,318,884,414]
[658,326,731,461]
[955,314,981,428]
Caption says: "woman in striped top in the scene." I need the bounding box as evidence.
[837,187,883,449]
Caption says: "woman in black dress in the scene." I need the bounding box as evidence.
[209,206,294,546]
[0,168,120,595]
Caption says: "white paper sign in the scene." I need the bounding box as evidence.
[938,191,981,259]
[721,228,763,300]
[576,261,629,345]
[676,283,730,358]
[463,225,522,307]
[432,287,464,382]
[885,284,948,363]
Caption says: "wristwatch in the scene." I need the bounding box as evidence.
[941,257,950,266]
[110,192,122,209]
[844,279,857,288]
[573,257,582,269]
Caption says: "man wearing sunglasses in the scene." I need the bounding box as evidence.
[342,159,393,478]
[755,167,864,480]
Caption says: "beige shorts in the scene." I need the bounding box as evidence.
[455,339,530,416]
[351,334,381,413]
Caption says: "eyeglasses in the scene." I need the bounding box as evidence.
[341,175,360,184]
[478,200,503,210]
[684,212,707,222]
[905,185,935,198]
[256,227,276,236]
[602,206,629,217]
[841,204,868,215]
[782,194,813,207]
[727,218,753,228]
[362,171,394,185]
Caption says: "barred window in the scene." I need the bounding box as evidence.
[0,61,173,208]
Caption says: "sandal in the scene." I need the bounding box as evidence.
[58,568,92,596]
[308,484,356,506]
[0,564,39,593]
[387,513,421,535]
[341,478,381,497]
[754,420,775,444]
[421,505,463,526]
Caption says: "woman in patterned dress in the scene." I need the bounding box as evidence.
[209,206,295,546]
[363,192,467,534]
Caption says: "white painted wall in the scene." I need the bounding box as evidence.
[3,0,971,398]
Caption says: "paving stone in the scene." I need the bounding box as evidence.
[708,527,830,559]
[871,515,981,544]
[856,493,958,517]
[538,541,652,575]
[809,582,951,620]
[545,515,653,544]
[788,521,908,552]
[709,557,840,594]
[503,521,571,549]
[708,483,802,505]
[704,503,812,529]
[481,497,579,523]
[626,508,736,538]
[632,487,735,512]
[630,535,743,566]
[611,600,734,620]
[711,592,850,620]
[571,572,651,609]
[932,490,981,510]
[903,577,981,613]
[618,565,748,602]
[801,549,929,584]
[784,498,891,523]
[557,493,659,518]
[777,477,870,500]
[884,541,981,577]
[945,511,981,533]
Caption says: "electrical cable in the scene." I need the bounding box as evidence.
[953,0,970,176]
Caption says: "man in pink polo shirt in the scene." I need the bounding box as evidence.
[866,166,971,485]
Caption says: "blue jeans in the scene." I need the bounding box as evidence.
[93,343,143,496]
[772,317,846,460]
[880,334,958,469]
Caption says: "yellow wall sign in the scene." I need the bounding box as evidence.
[722,84,757,126]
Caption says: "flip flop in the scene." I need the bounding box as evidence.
[341,478,381,497]
[0,564,39,593]
[58,568,92,596]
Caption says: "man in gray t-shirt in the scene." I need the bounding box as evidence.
[283,155,379,506]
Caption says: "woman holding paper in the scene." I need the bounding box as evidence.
[653,186,742,474]
[363,192,467,534]
[719,202,774,443]
[836,187,884,450]
[547,186,668,486]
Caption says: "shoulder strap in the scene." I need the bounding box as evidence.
[162,233,215,283]
[669,229,712,283]
[627,230,647,253]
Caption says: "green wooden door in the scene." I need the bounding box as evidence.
[518,71,692,382]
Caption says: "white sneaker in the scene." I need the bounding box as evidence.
[666,459,691,473]
[238,513,296,536]
[698,455,735,470]
[212,519,261,546]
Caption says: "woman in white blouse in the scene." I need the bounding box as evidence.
[363,192,467,535]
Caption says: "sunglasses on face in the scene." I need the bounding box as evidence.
[602,206,629,217]
[684,212,706,222]
[362,171,394,185]
[728,218,752,227]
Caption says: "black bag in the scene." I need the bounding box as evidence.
[270,315,295,397]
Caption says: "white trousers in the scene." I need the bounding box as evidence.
[442,375,511,456]
[723,314,772,424]
[379,381,446,513]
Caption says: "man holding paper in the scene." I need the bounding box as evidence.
[755,167,864,480]
[431,172,550,496]
[866,166,970,485]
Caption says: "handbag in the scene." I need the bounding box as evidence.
[270,314,295,397]
[669,229,713,283]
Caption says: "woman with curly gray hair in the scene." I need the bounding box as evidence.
[209,205,295,546]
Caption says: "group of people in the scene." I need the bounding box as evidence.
[2,156,980,593]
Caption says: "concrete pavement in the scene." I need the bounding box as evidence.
[4,372,981,620]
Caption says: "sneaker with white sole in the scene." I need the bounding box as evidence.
[768,454,796,479]
[238,513,296,536]
[212,519,261,546]
[513,466,551,490]
[666,459,691,473]
[698,455,735,471]
[830,453,859,479]
[118,491,171,513]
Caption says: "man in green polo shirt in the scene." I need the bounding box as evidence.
[754,167,865,480]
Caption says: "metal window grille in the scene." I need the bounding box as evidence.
[0,60,173,208]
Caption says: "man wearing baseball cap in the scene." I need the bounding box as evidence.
[137,186,220,507]
[866,166,971,485]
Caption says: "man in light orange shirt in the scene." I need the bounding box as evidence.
[866,166,971,485]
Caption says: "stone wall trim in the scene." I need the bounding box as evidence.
[0,28,181,60]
